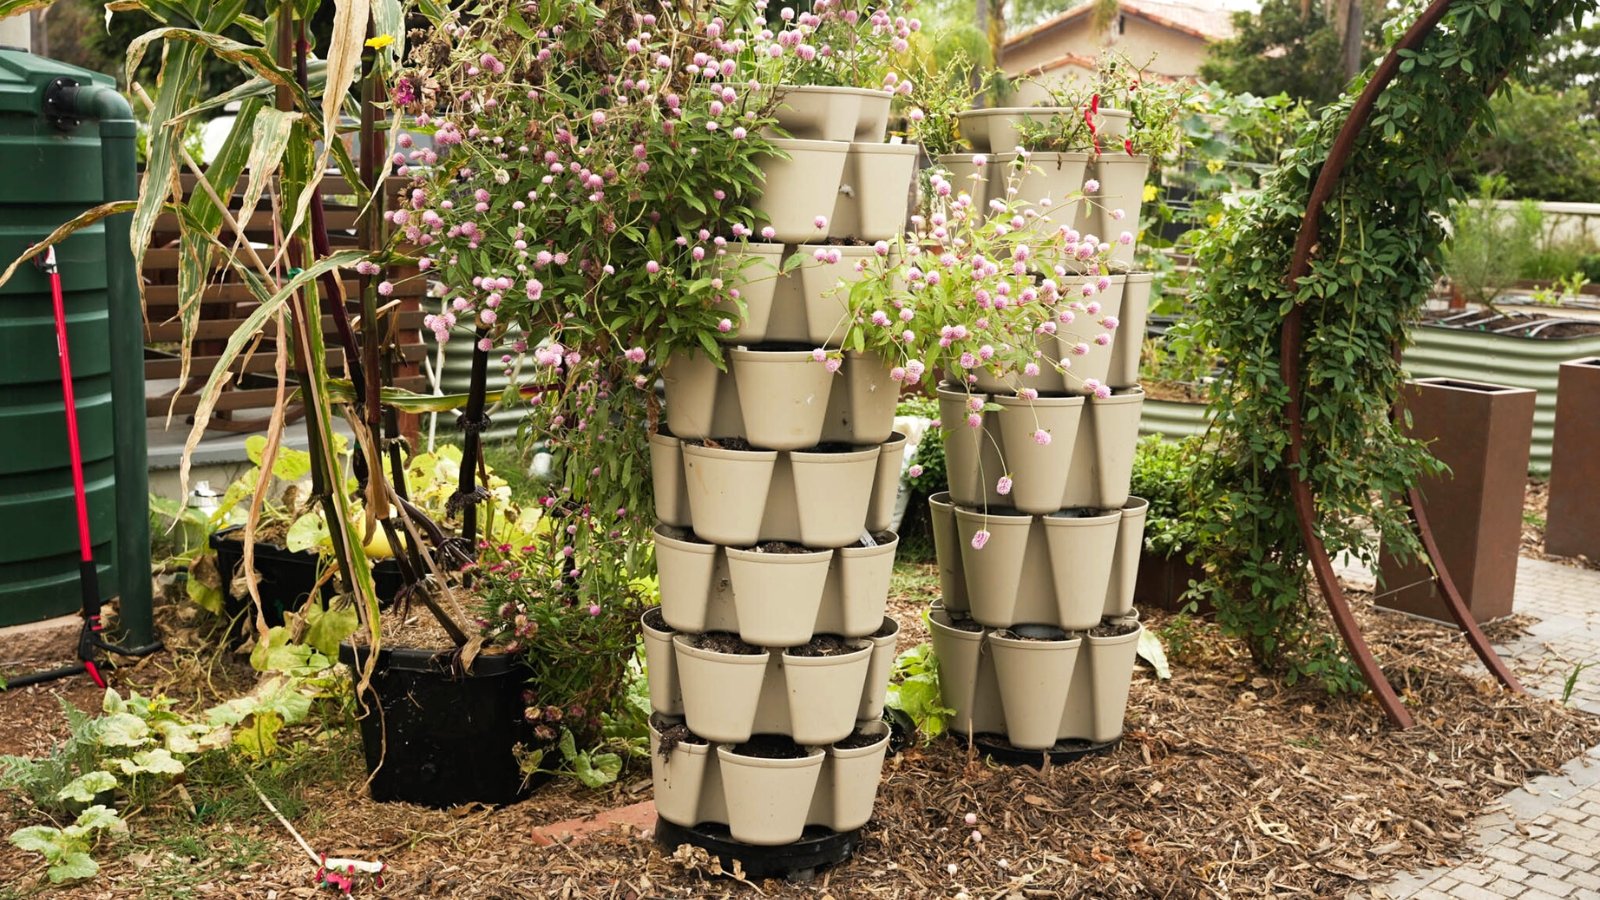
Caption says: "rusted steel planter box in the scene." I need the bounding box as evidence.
[1137,397,1212,442]
[1403,325,1600,475]
[1546,357,1600,560]
[1377,378,1536,624]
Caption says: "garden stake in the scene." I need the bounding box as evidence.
[243,771,386,894]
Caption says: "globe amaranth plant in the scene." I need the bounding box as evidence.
[1189,0,1598,694]
[748,0,921,89]
[392,2,794,545]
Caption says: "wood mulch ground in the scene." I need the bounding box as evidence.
[2,554,1597,897]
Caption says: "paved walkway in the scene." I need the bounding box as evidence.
[1356,557,1600,899]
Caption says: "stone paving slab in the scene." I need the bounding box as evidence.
[1371,557,1600,899]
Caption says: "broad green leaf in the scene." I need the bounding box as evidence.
[117,748,185,776]
[574,750,622,788]
[47,852,99,884]
[7,827,60,855]
[56,772,118,804]
[69,805,124,834]
[95,713,151,748]
[304,602,360,659]
[284,511,330,553]
[234,709,283,759]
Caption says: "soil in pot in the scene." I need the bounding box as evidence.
[652,714,709,759]
[693,632,764,655]
[946,614,984,633]
[730,734,810,759]
[695,436,758,452]
[788,634,857,657]
[871,618,898,638]
[1090,619,1140,638]
[995,625,1070,641]
[834,728,887,750]
[753,540,811,553]
[643,606,670,632]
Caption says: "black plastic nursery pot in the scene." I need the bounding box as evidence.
[210,526,403,627]
[337,643,552,808]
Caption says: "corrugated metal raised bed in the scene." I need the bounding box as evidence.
[1403,324,1600,475]
[1138,395,1212,441]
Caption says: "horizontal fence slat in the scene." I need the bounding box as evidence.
[146,375,429,417]
[145,310,425,343]
[145,343,427,379]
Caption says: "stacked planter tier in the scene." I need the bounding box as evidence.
[649,86,912,861]
[940,105,1148,268]
[926,384,1151,758]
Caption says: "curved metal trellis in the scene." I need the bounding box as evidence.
[1280,0,1526,730]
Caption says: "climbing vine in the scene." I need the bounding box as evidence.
[1190,0,1598,692]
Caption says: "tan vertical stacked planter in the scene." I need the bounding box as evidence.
[927,373,1149,754]
[649,90,912,850]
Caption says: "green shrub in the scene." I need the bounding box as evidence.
[1129,436,1206,559]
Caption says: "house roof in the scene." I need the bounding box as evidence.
[1006,0,1238,51]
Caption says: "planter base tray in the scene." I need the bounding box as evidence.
[655,818,861,880]
[952,731,1119,768]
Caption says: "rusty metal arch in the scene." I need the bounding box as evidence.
[1280,0,1525,730]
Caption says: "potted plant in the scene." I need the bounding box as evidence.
[1127,436,1208,613]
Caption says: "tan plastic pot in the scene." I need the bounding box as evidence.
[654,526,718,633]
[1093,108,1132,140]
[821,534,899,640]
[1105,498,1147,619]
[717,744,826,846]
[955,506,1034,626]
[1010,152,1092,234]
[927,493,969,613]
[672,635,770,744]
[993,394,1085,514]
[754,138,849,243]
[1063,274,1125,392]
[857,616,901,720]
[782,641,873,745]
[928,606,1001,735]
[823,725,890,831]
[662,351,723,441]
[854,89,894,142]
[958,106,1075,154]
[642,611,682,716]
[989,628,1083,750]
[825,351,899,446]
[729,347,835,451]
[786,446,880,547]
[771,85,862,142]
[650,717,711,827]
[681,442,778,546]
[649,431,690,528]
[865,433,907,532]
[1063,387,1145,510]
[928,606,982,734]
[938,383,991,507]
[1093,154,1151,268]
[1108,273,1153,388]
[937,153,990,204]
[832,142,919,242]
[726,546,835,647]
[715,242,787,344]
[1086,622,1143,743]
[796,244,880,347]
[1042,509,1123,630]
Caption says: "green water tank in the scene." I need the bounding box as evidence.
[0,47,151,640]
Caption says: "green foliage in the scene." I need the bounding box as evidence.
[884,639,955,743]
[1451,81,1600,202]
[1128,436,1205,559]
[1442,175,1546,307]
[1189,0,1596,695]
[8,806,126,884]
[1200,0,1386,106]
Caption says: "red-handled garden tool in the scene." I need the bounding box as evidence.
[17,245,144,689]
